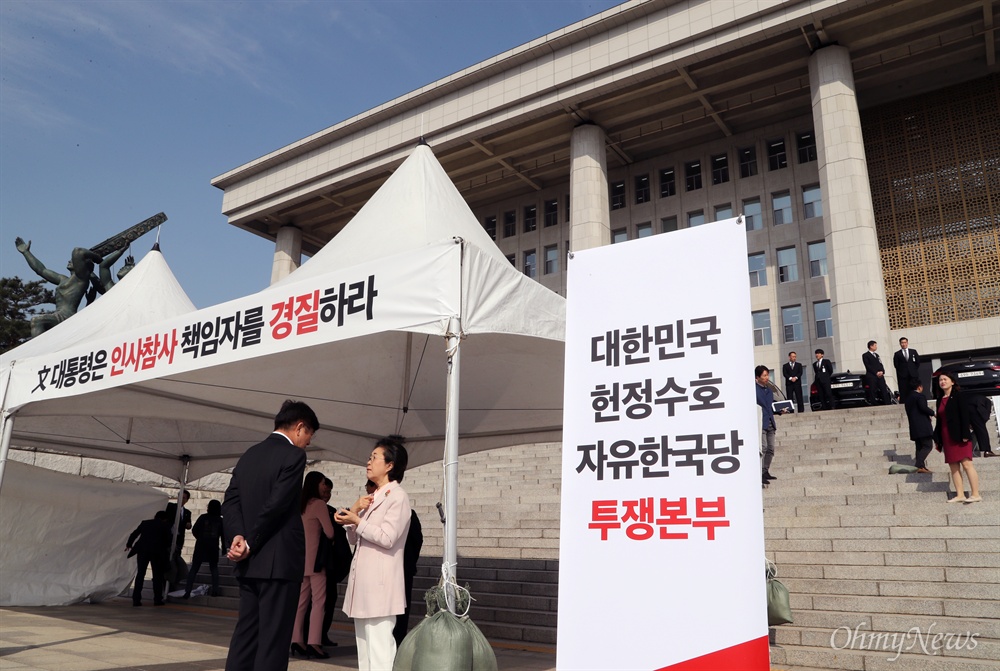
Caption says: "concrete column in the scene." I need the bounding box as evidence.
[270,225,302,284]
[808,46,891,378]
[569,124,610,252]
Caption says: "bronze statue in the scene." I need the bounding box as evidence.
[86,248,135,304]
[14,238,103,337]
[14,213,166,338]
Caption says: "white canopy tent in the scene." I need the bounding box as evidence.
[0,246,201,482]
[0,144,566,586]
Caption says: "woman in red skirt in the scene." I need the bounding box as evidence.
[934,372,981,503]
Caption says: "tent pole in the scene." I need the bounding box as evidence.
[0,410,14,494]
[0,367,15,493]
[168,457,191,561]
[443,316,461,596]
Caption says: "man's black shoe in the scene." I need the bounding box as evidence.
[764,472,777,480]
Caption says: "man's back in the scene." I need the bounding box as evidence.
[223,435,306,582]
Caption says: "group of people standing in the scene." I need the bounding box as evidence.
[219,401,423,671]
[125,491,224,607]
[760,336,994,502]
[778,338,920,412]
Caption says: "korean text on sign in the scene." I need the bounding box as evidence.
[589,497,729,540]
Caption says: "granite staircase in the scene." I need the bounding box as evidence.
[765,404,1000,671]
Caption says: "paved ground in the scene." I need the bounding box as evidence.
[0,599,828,670]
[0,599,558,671]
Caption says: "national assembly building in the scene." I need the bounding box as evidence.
[212,0,999,398]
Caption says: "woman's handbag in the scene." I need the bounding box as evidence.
[766,558,793,626]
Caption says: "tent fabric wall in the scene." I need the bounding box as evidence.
[0,460,166,606]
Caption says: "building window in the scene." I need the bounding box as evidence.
[523,250,537,278]
[685,161,702,191]
[610,181,626,210]
[635,174,650,204]
[506,253,515,266]
[767,138,787,171]
[803,185,823,219]
[659,167,676,197]
[661,216,678,233]
[565,195,571,222]
[637,222,653,238]
[797,131,817,163]
[808,241,828,277]
[782,305,803,343]
[748,253,767,287]
[743,198,762,231]
[715,204,733,221]
[772,191,792,225]
[543,199,558,227]
[752,310,772,346]
[523,205,537,233]
[711,154,729,184]
[815,300,833,338]
[738,146,758,178]
[483,216,496,240]
[503,211,516,238]
[688,210,705,227]
[777,246,798,283]
[612,228,628,244]
[544,244,559,274]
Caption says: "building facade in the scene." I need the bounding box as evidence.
[213,0,999,394]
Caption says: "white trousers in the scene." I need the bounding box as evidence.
[354,615,397,671]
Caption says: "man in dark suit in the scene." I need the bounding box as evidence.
[393,509,424,646]
[893,337,920,395]
[813,349,834,410]
[222,400,318,671]
[862,340,893,405]
[782,351,804,413]
[125,510,171,606]
[904,383,935,472]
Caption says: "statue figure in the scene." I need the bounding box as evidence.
[14,237,104,337]
[86,248,135,304]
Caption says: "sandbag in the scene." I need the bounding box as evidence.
[766,559,793,626]
[409,611,473,671]
[888,464,919,474]
[393,582,498,671]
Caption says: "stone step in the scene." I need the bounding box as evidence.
[770,629,999,670]
[771,624,1000,660]
[780,577,1000,600]
[769,642,999,671]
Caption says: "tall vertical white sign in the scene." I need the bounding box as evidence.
[557,218,769,670]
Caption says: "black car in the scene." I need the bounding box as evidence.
[810,371,872,410]
[932,359,1000,398]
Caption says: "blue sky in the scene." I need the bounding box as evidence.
[1,0,620,308]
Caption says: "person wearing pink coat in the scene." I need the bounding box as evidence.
[290,471,335,659]
[335,437,412,671]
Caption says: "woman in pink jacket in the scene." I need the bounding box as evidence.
[335,437,412,671]
[290,471,335,658]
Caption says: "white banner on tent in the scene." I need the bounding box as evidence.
[557,218,768,671]
[7,242,461,408]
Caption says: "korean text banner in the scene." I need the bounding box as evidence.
[556,218,768,671]
[6,242,460,409]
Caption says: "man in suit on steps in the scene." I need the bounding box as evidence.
[862,340,893,405]
[782,351,804,413]
[813,349,834,411]
[893,337,920,396]
[222,400,318,671]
